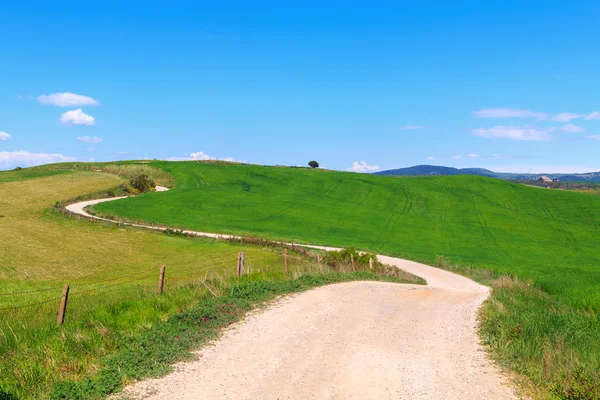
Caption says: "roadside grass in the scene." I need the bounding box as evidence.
[436,258,600,400]
[49,269,410,400]
[95,161,600,310]
[0,170,341,398]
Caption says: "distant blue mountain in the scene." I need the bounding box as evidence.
[375,165,600,182]
[375,165,496,177]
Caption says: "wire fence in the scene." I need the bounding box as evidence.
[0,247,329,326]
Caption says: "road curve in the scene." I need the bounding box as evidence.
[66,190,518,399]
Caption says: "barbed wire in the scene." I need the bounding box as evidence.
[0,286,64,297]
[0,249,300,317]
[0,296,62,313]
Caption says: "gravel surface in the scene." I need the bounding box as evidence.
[123,268,516,399]
[68,191,518,399]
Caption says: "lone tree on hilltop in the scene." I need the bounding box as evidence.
[308,160,319,168]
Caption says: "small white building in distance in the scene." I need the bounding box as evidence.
[538,175,553,183]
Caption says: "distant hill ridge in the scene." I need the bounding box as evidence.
[375,165,600,182]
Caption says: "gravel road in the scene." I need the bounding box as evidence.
[67,190,518,399]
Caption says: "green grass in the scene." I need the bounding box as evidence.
[0,169,354,399]
[49,270,411,400]
[96,161,600,309]
[0,169,70,183]
[437,259,600,399]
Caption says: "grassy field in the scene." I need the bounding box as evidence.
[96,161,600,309]
[5,161,600,398]
[0,167,365,399]
[93,161,600,398]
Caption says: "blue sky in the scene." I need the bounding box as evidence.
[1,1,600,172]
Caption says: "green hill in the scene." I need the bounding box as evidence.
[96,161,600,309]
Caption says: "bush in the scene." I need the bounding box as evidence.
[308,161,319,168]
[325,246,380,270]
[130,174,156,193]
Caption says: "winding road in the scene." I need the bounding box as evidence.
[66,189,518,399]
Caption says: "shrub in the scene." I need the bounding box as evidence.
[308,161,319,168]
[325,246,380,270]
[130,174,156,193]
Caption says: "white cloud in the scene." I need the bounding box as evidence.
[398,125,424,130]
[37,92,100,107]
[347,161,380,173]
[585,112,600,120]
[552,112,582,122]
[472,108,548,120]
[0,151,77,169]
[189,152,217,160]
[60,109,95,126]
[451,155,462,160]
[77,136,103,143]
[560,123,585,133]
[0,131,11,141]
[166,151,243,163]
[586,135,600,141]
[473,126,554,141]
[467,153,479,158]
[426,156,435,161]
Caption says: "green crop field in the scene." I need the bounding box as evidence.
[96,161,600,309]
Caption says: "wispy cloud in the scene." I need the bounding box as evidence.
[0,131,11,141]
[426,156,435,161]
[472,108,548,120]
[467,153,479,158]
[552,112,582,122]
[586,135,600,141]
[166,151,243,163]
[585,112,600,120]
[77,136,103,143]
[473,126,554,141]
[398,125,424,131]
[347,161,380,173]
[0,151,77,169]
[60,109,95,126]
[560,123,585,133]
[37,92,100,107]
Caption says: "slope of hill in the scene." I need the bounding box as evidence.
[0,166,311,398]
[376,164,600,182]
[95,161,600,309]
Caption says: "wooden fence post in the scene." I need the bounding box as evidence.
[158,265,166,294]
[56,285,70,326]
[351,254,356,271]
[284,249,289,277]
[237,252,245,277]
[369,258,374,270]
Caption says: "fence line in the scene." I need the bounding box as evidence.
[0,286,64,297]
[0,244,384,326]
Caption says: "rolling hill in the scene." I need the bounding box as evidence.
[95,161,600,309]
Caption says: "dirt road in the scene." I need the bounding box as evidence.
[67,192,517,399]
